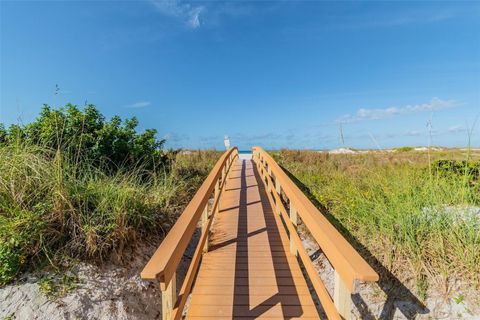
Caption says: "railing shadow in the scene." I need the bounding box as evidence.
[280,165,429,320]
[229,160,306,319]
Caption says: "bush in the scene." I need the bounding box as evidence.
[0,104,172,172]
[0,104,222,285]
[433,159,480,180]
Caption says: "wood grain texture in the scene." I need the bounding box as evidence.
[186,160,320,319]
[252,147,379,291]
[141,148,237,287]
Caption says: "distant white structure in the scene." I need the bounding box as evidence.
[223,135,230,150]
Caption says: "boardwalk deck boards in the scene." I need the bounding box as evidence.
[186,160,318,319]
[141,147,378,320]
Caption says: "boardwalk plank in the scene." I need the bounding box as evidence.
[185,160,320,319]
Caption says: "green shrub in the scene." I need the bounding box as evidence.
[0,104,222,285]
[433,159,480,180]
[0,210,46,285]
[0,104,171,172]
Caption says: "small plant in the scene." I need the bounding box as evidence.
[38,277,56,300]
[454,293,465,304]
[39,273,79,301]
[0,240,22,286]
[417,274,428,302]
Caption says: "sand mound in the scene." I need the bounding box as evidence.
[328,148,357,154]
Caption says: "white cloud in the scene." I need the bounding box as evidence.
[448,125,466,133]
[188,7,203,28]
[163,132,189,142]
[150,0,205,29]
[337,97,458,123]
[126,101,151,108]
[405,130,421,136]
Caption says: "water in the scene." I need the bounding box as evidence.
[238,150,252,160]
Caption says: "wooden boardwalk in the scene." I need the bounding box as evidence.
[141,147,378,320]
[186,159,318,319]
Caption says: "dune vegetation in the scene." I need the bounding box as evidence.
[0,104,220,286]
[272,149,480,300]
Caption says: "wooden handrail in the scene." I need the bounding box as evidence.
[252,146,379,319]
[258,164,342,320]
[141,147,238,320]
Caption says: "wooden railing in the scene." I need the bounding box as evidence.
[252,146,379,320]
[141,147,238,320]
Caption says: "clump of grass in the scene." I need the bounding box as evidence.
[394,146,414,152]
[273,149,480,297]
[39,273,79,301]
[0,144,220,285]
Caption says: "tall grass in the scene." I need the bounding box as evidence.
[0,144,220,285]
[273,150,480,296]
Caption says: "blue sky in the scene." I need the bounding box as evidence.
[1,1,479,150]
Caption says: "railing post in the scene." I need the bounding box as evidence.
[334,271,352,320]
[267,166,272,193]
[275,177,281,215]
[201,205,209,253]
[289,205,298,256]
[162,273,176,320]
[214,176,220,214]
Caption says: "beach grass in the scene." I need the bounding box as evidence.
[272,149,480,298]
[0,144,220,285]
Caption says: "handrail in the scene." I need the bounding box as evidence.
[252,146,378,319]
[141,147,238,320]
[257,163,342,320]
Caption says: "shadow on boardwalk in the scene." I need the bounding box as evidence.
[231,160,304,318]
[280,165,430,320]
[205,159,316,319]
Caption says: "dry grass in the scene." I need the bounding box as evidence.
[272,148,480,299]
[0,144,220,285]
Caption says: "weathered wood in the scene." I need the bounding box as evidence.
[162,272,176,320]
[334,270,352,320]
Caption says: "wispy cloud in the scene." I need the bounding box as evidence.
[405,130,422,137]
[337,97,458,123]
[126,101,151,108]
[365,12,453,28]
[149,0,205,29]
[163,132,189,142]
[448,125,466,133]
